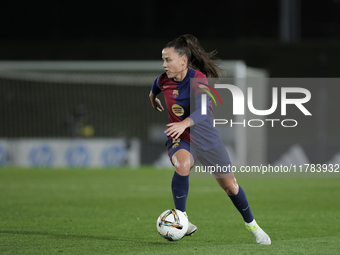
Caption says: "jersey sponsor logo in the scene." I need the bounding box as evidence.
[163,85,169,89]
[172,104,184,116]
[172,90,179,98]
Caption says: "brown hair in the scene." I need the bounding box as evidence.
[164,34,220,78]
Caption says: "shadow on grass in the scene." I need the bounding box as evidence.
[0,230,176,245]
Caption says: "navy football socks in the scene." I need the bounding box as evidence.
[171,171,189,212]
[171,172,253,223]
[228,186,254,223]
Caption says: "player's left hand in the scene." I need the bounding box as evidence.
[164,119,191,139]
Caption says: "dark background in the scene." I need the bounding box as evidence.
[1,0,340,165]
[1,0,340,77]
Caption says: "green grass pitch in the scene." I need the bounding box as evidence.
[0,167,339,254]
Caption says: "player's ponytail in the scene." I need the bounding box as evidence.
[164,34,220,78]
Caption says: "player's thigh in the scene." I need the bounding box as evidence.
[172,149,195,176]
[197,142,238,195]
[198,142,233,177]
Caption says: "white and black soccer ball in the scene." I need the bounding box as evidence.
[156,209,188,241]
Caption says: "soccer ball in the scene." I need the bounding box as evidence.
[156,209,188,241]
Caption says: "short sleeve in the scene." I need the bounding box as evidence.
[151,77,161,95]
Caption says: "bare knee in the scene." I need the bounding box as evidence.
[171,149,193,176]
[223,184,239,196]
[175,161,191,176]
[216,177,239,196]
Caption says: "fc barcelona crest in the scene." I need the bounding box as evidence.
[172,138,180,149]
[173,90,179,98]
[172,143,179,149]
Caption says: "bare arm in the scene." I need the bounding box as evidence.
[150,91,193,139]
[164,117,194,139]
[149,91,164,112]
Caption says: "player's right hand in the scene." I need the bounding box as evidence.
[152,98,164,112]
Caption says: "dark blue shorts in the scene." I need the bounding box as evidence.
[166,138,232,173]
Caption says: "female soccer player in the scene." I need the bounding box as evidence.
[149,34,271,245]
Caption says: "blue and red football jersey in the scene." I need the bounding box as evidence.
[151,68,222,151]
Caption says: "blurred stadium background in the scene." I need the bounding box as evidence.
[1,0,340,168]
[1,1,340,254]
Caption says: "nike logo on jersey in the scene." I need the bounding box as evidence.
[163,85,169,88]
